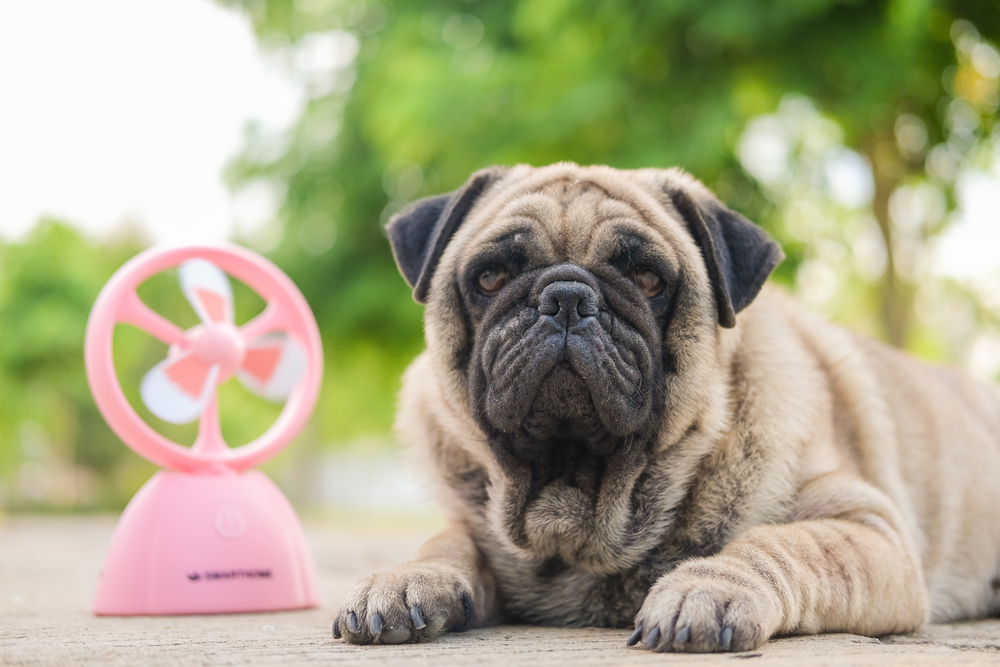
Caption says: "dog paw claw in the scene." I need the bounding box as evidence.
[459,592,475,631]
[411,605,427,630]
[721,626,733,651]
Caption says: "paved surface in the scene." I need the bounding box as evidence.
[2,514,1000,666]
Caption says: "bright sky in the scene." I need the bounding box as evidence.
[937,164,1000,280]
[0,0,303,244]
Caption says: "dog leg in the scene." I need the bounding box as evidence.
[631,479,929,653]
[334,523,499,644]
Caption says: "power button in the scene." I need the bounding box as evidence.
[214,507,247,539]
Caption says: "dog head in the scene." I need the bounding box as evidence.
[387,163,782,570]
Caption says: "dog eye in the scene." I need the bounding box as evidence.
[628,267,663,297]
[478,267,510,295]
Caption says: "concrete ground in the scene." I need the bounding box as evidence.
[2,514,999,666]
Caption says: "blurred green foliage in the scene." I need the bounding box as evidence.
[225,0,998,348]
[0,223,149,508]
[1,0,998,510]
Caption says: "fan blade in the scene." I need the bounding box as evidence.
[179,258,233,325]
[237,332,307,401]
[140,351,219,424]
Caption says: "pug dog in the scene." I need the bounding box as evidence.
[331,163,1000,653]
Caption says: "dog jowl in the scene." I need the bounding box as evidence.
[332,163,1000,653]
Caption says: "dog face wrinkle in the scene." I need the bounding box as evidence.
[454,213,679,568]
[464,242,669,449]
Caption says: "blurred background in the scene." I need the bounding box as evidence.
[0,0,998,513]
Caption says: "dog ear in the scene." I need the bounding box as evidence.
[386,166,508,304]
[664,184,784,328]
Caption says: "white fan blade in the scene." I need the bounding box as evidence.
[236,332,307,401]
[140,350,219,424]
[179,258,233,325]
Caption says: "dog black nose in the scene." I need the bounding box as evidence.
[538,281,600,328]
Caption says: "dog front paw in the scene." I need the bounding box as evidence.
[629,557,780,653]
[333,564,475,645]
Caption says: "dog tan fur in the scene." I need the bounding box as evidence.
[333,163,1000,653]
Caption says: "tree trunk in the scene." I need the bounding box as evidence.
[865,138,912,349]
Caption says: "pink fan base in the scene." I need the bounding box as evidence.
[93,469,318,615]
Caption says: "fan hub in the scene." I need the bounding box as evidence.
[190,324,245,377]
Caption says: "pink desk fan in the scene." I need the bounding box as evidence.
[84,244,322,615]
